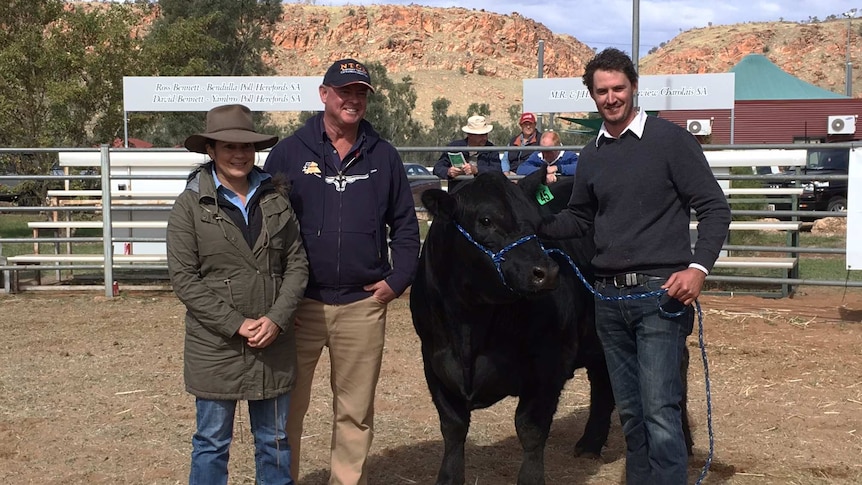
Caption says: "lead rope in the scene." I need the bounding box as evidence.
[546,246,713,485]
[453,222,713,484]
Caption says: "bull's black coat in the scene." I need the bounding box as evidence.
[410,171,614,485]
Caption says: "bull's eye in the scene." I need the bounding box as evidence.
[479,217,492,227]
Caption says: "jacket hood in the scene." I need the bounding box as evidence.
[292,113,384,157]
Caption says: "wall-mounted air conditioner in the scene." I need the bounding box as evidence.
[827,115,857,135]
[686,119,712,136]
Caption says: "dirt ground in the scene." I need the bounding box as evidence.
[1,286,861,485]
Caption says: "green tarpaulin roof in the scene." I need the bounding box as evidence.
[730,54,847,100]
[558,116,603,134]
[559,112,660,134]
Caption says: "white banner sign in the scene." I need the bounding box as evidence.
[523,73,736,112]
[123,76,325,112]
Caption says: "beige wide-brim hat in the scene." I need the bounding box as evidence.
[462,115,494,135]
[184,104,278,154]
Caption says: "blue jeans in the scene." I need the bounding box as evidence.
[190,394,294,485]
[594,277,693,485]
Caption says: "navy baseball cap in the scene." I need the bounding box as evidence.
[322,58,375,92]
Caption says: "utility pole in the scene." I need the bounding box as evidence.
[632,0,640,107]
[537,40,546,131]
[844,9,857,97]
[632,0,640,73]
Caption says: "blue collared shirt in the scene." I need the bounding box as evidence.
[212,166,270,224]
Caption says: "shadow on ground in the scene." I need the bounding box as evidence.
[298,408,737,484]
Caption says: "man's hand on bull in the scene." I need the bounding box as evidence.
[364,280,397,304]
[661,267,707,306]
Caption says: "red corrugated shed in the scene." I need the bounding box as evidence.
[658,54,862,144]
[659,99,862,144]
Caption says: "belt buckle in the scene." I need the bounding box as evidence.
[613,273,638,288]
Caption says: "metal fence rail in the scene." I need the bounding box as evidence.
[1,144,857,297]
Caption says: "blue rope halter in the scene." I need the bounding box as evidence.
[453,222,714,485]
[453,222,542,291]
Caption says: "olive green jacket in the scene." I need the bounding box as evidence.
[167,165,308,400]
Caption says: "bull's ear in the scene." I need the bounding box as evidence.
[421,188,457,221]
[518,164,549,198]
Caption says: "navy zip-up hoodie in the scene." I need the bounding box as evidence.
[264,113,420,305]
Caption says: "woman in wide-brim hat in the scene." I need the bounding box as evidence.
[167,104,309,485]
[183,104,279,196]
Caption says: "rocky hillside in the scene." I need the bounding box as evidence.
[639,20,859,94]
[272,4,595,79]
[268,4,595,125]
[268,5,860,126]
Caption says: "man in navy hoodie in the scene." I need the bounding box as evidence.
[264,58,419,485]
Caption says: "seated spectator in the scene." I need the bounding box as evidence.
[516,131,578,184]
[501,112,542,174]
[433,115,501,187]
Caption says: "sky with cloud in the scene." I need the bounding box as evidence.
[315,1,860,57]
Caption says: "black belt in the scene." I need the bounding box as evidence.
[596,273,657,288]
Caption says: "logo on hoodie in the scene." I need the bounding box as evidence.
[303,159,377,192]
[325,173,370,192]
[302,161,322,175]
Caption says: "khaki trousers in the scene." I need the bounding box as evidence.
[287,296,387,485]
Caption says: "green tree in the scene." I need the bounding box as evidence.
[146,0,281,76]
[0,0,144,147]
[134,0,282,146]
[0,0,64,149]
[0,0,143,203]
[426,98,460,147]
[506,104,522,125]
[363,63,423,148]
[52,3,147,146]
[465,103,491,118]
[464,102,508,144]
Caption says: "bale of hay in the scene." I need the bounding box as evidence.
[758,217,782,233]
[811,217,846,236]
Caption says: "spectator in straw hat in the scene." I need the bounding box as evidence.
[432,115,501,190]
[167,104,309,485]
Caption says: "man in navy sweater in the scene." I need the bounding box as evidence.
[540,48,730,484]
[264,58,419,485]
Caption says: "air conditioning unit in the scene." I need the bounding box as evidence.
[828,115,857,135]
[686,119,712,136]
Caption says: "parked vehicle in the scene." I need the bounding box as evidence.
[404,163,441,209]
[797,147,849,212]
[0,170,25,204]
[768,146,849,217]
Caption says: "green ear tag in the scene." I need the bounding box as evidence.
[535,184,554,205]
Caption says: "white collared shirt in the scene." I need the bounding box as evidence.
[595,108,647,147]
[592,108,710,276]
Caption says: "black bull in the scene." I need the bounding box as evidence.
[409,169,691,485]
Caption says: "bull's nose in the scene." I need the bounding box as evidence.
[532,262,559,290]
